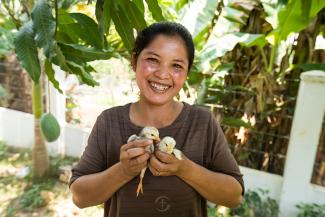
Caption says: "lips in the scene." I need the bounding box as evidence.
[148,81,171,93]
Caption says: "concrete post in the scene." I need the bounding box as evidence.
[279,71,325,217]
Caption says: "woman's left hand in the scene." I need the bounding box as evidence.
[148,151,189,177]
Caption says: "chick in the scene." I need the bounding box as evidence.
[127,126,160,196]
[157,136,182,160]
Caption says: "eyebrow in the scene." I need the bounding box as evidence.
[145,51,187,65]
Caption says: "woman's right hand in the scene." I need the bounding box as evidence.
[119,139,152,178]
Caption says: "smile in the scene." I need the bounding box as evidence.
[148,81,171,92]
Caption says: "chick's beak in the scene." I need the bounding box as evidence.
[154,136,160,142]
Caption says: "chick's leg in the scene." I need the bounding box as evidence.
[136,167,147,197]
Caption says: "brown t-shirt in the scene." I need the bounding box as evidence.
[70,102,244,217]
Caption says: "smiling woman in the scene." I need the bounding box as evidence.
[69,22,244,217]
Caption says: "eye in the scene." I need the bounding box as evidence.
[147,57,158,63]
[173,63,183,70]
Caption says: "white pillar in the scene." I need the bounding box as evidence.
[279,71,325,217]
[45,65,66,156]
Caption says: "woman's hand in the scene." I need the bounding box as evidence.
[148,151,189,177]
[120,139,152,178]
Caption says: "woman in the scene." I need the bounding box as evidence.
[70,22,244,217]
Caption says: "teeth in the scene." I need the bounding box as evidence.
[150,82,170,91]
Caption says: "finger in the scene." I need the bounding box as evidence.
[121,139,153,151]
[149,155,167,172]
[155,151,176,163]
[148,163,160,176]
[126,147,147,159]
[129,152,150,166]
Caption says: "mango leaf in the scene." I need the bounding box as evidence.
[57,10,83,44]
[58,43,115,62]
[119,0,147,31]
[14,21,41,83]
[222,117,252,128]
[45,59,63,93]
[66,61,99,86]
[51,43,71,73]
[95,0,111,39]
[277,0,325,40]
[70,13,103,49]
[145,0,164,21]
[110,3,134,51]
[31,0,56,58]
[181,0,218,38]
[294,63,325,71]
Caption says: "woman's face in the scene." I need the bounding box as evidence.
[133,34,189,106]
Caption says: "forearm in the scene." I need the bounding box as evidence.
[178,159,243,208]
[70,162,133,208]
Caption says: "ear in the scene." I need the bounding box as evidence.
[131,53,137,72]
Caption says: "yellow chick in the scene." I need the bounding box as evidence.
[127,126,160,196]
[157,136,182,160]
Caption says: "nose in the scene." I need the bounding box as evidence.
[154,63,170,79]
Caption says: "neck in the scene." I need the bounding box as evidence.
[130,99,183,128]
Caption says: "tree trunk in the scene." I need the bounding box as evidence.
[32,81,49,179]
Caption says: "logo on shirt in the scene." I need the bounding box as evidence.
[155,195,170,212]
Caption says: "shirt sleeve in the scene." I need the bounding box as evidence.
[69,112,107,187]
[206,113,245,195]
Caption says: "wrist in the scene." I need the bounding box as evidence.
[176,156,193,179]
[116,162,135,181]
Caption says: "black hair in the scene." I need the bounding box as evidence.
[132,22,195,70]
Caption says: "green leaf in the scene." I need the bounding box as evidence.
[181,0,218,38]
[175,0,189,11]
[40,113,60,142]
[57,9,80,43]
[145,0,164,21]
[238,33,267,48]
[294,63,325,71]
[0,84,7,99]
[95,0,111,40]
[201,33,268,65]
[133,0,145,14]
[45,59,63,93]
[223,6,249,25]
[222,117,252,128]
[58,43,114,62]
[0,27,15,57]
[119,0,147,31]
[51,43,71,73]
[215,62,234,73]
[14,21,41,83]
[110,3,135,51]
[277,0,325,40]
[31,0,56,58]
[66,61,99,86]
[196,78,209,105]
[70,13,103,49]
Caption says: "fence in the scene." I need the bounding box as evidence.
[1,70,325,216]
